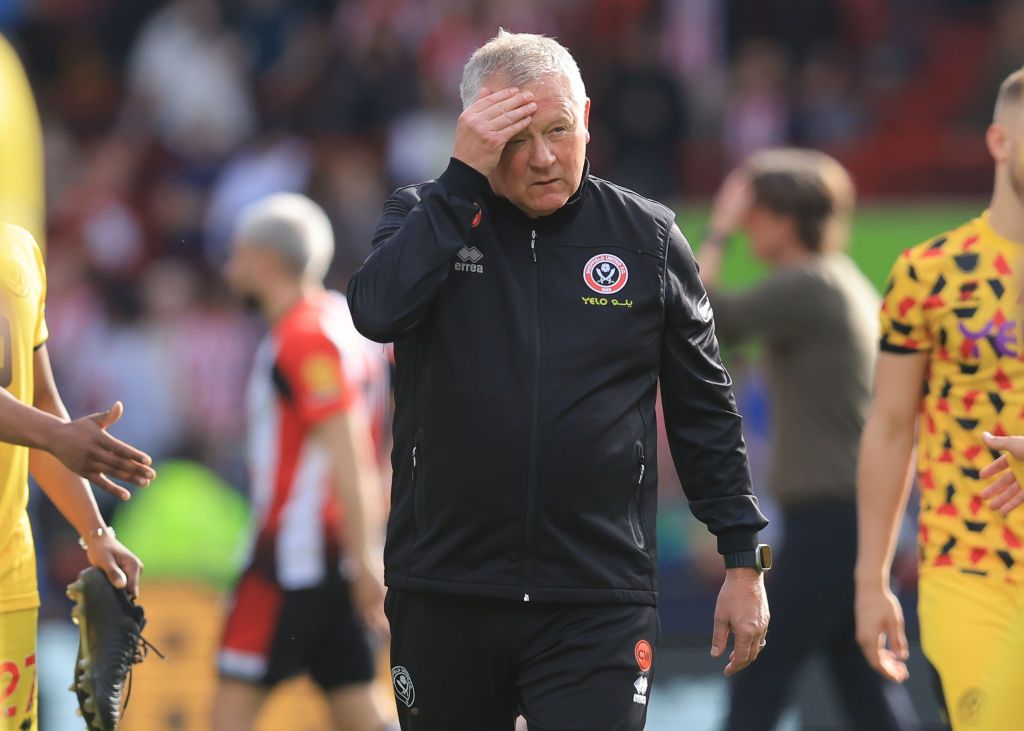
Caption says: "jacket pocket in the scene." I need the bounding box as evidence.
[628,439,648,550]
[412,436,427,535]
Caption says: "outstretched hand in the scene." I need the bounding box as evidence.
[453,86,537,177]
[48,401,155,500]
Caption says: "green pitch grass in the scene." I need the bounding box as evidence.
[678,200,987,292]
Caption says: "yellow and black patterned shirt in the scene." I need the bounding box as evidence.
[880,212,1024,581]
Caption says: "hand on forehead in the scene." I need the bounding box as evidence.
[484,75,577,116]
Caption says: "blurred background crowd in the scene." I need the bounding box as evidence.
[4,0,1023,727]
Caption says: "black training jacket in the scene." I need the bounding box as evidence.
[348,158,767,606]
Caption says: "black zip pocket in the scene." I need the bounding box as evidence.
[412,438,427,535]
[628,440,648,550]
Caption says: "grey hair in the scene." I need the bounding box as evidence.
[459,29,586,112]
[233,193,334,282]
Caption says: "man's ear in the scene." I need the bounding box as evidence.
[583,98,592,143]
[987,122,1009,164]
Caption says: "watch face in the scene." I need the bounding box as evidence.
[757,544,773,571]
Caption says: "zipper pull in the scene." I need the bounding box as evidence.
[412,444,417,468]
[530,230,537,263]
[638,443,646,484]
[523,593,530,602]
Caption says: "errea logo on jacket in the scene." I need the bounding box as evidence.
[455,245,484,274]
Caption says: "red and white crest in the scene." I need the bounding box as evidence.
[583,254,628,294]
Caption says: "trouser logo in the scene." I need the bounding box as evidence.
[633,674,649,706]
[392,666,416,707]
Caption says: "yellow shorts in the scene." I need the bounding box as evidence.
[0,608,37,730]
[919,571,1024,730]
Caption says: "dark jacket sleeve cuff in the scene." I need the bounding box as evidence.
[716,528,759,555]
[437,157,488,201]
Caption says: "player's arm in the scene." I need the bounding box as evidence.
[0,385,155,493]
[29,346,143,596]
[0,383,66,448]
[314,405,387,634]
[854,350,928,683]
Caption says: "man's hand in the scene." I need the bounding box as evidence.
[48,401,155,499]
[710,568,770,676]
[855,583,910,683]
[85,532,143,599]
[453,86,536,177]
[350,555,388,637]
[707,169,754,241]
[980,432,1024,515]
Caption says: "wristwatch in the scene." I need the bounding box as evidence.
[724,543,773,573]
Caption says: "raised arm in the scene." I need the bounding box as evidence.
[348,87,535,342]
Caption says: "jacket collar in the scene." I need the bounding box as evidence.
[484,160,590,235]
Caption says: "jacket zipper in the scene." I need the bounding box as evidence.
[634,403,651,548]
[633,440,648,549]
[412,440,426,534]
[523,229,540,601]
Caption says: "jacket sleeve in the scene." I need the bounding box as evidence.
[659,223,768,554]
[347,158,487,342]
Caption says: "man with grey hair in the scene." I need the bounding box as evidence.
[213,193,395,731]
[349,31,771,730]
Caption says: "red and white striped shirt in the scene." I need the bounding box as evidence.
[244,291,388,589]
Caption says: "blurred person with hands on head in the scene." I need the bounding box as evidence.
[856,66,1024,730]
[0,222,149,731]
[214,193,394,731]
[348,30,769,730]
[697,149,917,731]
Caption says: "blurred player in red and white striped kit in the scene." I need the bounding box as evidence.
[213,193,395,731]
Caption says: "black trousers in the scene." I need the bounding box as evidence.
[723,499,919,731]
[385,590,659,731]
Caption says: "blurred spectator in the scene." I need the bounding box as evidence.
[600,24,688,198]
[792,46,865,148]
[722,40,791,165]
[126,0,254,161]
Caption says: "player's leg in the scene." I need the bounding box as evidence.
[0,608,38,731]
[308,576,394,731]
[722,503,839,731]
[385,590,518,731]
[327,684,397,731]
[517,602,658,731]
[212,568,284,731]
[210,679,268,731]
[918,570,1024,730]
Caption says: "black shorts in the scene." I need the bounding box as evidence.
[385,590,659,731]
[217,568,375,690]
